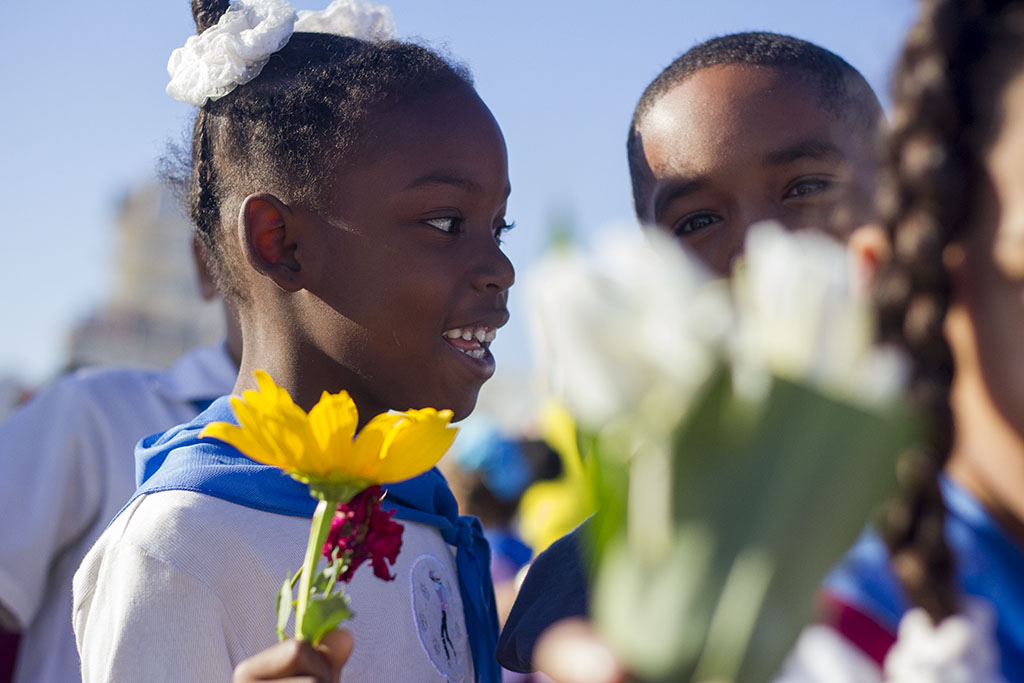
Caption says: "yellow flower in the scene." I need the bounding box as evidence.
[200,370,457,497]
[517,402,596,553]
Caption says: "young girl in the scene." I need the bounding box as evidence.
[794,0,1024,678]
[71,1,513,681]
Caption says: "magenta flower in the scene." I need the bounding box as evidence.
[323,485,404,582]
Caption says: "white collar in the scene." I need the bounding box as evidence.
[151,343,238,403]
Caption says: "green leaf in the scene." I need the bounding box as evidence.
[298,594,354,645]
[588,366,918,682]
[275,575,295,642]
[668,372,915,680]
[592,527,714,682]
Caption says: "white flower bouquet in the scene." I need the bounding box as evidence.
[527,223,917,682]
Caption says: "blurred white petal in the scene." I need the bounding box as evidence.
[526,227,730,431]
[732,222,907,407]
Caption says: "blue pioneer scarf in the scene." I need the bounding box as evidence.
[824,477,1024,679]
[127,397,501,682]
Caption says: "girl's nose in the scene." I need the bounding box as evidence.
[471,239,515,292]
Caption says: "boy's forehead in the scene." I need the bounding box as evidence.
[637,63,866,176]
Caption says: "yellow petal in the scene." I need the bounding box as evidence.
[201,371,460,493]
[199,421,269,464]
[246,371,310,431]
[308,390,358,457]
[517,477,591,553]
[349,413,403,481]
[372,409,457,484]
[232,397,299,469]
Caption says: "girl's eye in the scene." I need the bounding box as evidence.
[784,177,832,199]
[494,220,516,244]
[674,213,720,237]
[424,217,460,233]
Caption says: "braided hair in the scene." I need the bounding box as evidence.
[166,0,472,303]
[874,0,1024,622]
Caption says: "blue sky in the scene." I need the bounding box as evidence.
[0,0,916,384]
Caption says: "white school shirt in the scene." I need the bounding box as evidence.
[0,345,237,683]
[73,490,474,683]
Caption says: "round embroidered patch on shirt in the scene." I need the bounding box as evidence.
[410,554,469,681]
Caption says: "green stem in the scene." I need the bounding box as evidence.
[295,497,337,640]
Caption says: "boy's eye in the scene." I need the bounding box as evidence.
[784,177,833,199]
[674,213,720,237]
[424,217,460,233]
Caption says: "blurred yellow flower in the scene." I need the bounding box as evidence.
[200,370,457,496]
[517,402,595,553]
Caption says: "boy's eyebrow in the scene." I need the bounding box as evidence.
[762,140,845,167]
[652,178,709,221]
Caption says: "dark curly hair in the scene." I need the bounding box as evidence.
[164,0,472,303]
[873,0,1024,622]
[626,31,882,216]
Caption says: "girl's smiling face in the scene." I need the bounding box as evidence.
[298,83,514,422]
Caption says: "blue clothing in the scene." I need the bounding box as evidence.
[484,528,532,583]
[825,478,1024,681]
[127,397,501,683]
[496,523,590,673]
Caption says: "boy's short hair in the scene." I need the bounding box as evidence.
[627,32,882,214]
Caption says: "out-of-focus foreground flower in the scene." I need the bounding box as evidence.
[731,222,907,405]
[527,228,732,437]
[516,402,596,554]
[526,223,916,682]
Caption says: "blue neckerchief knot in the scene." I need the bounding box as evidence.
[128,397,501,683]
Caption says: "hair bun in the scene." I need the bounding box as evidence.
[192,0,231,33]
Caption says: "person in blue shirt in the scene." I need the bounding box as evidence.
[497,30,885,676]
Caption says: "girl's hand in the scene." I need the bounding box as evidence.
[233,629,353,682]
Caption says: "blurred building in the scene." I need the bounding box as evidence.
[66,183,224,371]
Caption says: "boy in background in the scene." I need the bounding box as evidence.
[497,31,885,677]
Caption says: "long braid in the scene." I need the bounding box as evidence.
[875,0,1021,622]
[873,0,971,623]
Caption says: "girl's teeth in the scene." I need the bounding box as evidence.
[464,348,485,359]
[443,326,496,345]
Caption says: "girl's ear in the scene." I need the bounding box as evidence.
[848,224,890,296]
[239,193,303,292]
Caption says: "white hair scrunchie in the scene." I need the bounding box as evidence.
[295,0,395,40]
[166,0,397,107]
